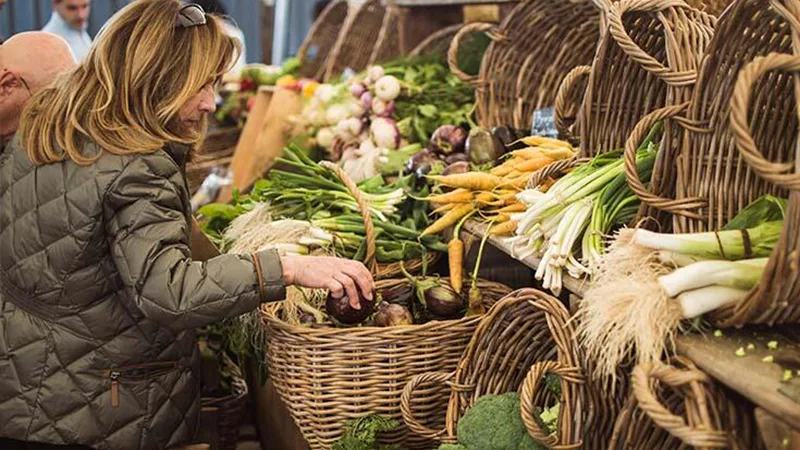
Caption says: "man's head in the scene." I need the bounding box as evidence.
[53,0,91,30]
[0,32,76,138]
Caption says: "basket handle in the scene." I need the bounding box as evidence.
[400,371,456,441]
[527,156,591,190]
[520,361,585,450]
[606,0,703,87]
[729,52,800,191]
[623,102,708,219]
[631,361,731,447]
[447,22,495,85]
[319,161,377,273]
[554,65,592,143]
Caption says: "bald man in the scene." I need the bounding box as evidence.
[0,32,76,149]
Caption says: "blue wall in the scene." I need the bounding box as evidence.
[1,0,264,63]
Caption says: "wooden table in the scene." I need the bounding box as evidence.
[461,219,800,439]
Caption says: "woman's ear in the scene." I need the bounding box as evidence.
[0,70,18,97]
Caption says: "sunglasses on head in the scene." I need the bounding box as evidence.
[176,3,207,28]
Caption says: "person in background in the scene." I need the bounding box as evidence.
[0,1,373,449]
[42,0,92,62]
[193,0,246,77]
[0,32,76,151]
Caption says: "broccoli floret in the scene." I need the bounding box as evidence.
[437,444,467,450]
[455,392,547,450]
[331,414,400,450]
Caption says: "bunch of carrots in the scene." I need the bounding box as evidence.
[417,136,576,292]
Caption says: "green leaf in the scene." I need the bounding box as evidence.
[418,104,438,118]
[723,195,789,230]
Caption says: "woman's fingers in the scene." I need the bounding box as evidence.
[326,278,345,300]
[333,273,361,310]
[342,262,374,300]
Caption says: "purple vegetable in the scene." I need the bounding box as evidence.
[444,152,469,165]
[360,91,373,109]
[326,291,376,325]
[374,303,414,327]
[406,149,441,174]
[442,161,470,176]
[430,125,468,155]
[350,83,367,98]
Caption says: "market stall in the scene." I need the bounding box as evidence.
[190,0,800,448]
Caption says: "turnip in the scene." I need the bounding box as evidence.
[366,65,384,83]
[350,82,367,98]
[374,302,413,327]
[316,127,335,149]
[337,118,363,138]
[315,83,335,103]
[360,91,373,109]
[348,100,366,117]
[370,117,400,150]
[325,104,349,125]
[374,75,401,101]
[371,98,395,117]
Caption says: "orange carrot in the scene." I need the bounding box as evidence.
[420,203,475,237]
[428,173,504,191]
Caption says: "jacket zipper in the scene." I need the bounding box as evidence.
[110,371,120,408]
[104,361,180,408]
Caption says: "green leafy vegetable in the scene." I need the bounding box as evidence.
[723,195,788,230]
[331,414,401,450]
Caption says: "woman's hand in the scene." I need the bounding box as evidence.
[280,254,375,309]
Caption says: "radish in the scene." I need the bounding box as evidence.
[370,117,400,150]
[350,82,367,98]
[325,104,349,125]
[360,91,373,109]
[337,118,363,138]
[375,75,401,101]
[316,127,335,149]
[371,98,395,117]
[366,65,384,83]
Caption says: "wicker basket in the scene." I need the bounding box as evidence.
[447,0,602,130]
[609,358,764,449]
[325,0,397,81]
[297,0,349,80]
[187,126,240,194]
[622,0,800,326]
[401,289,618,448]
[200,353,249,450]
[369,5,404,66]
[408,24,462,60]
[263,278,512,450]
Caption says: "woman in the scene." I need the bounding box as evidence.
[0,1,373,449]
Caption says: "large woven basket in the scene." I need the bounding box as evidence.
[408,24,462,60]
[609,358,764,449]
[401,289,623,449]
[297,0,349,80]
[622,0,800,326]
[448,0,602,130]
[187,126,240,194]
[263,278,512,450]
[369,5,403,66]
[324,0,398,81]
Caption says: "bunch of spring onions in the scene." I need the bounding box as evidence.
[578,194,787,381]
[197,145,445,262]
[506,126,660,296]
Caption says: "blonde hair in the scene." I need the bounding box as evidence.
[19,0,239,165]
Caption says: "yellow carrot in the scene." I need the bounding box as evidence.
[510,147,544,160]
[420,203,475,237]
[514,136,572,148]
[513,156,554,173]
[489,220,519,236]
[493,203,526,214]
[430,203,456,215]
[428,173,504,191]
[505,170,523,179]
[538,146,575,160]
[476,190,517,205]
[484,213,510,223]
[427,188,473,204]
[448,238,465,292]
[490,163,518,177]
[502,174,533,190]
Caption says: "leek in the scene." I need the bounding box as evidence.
[677,286,749,319]
[658,258,767,297]
[632,221,782,260]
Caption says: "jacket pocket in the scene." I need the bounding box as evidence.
[104,361,181,408]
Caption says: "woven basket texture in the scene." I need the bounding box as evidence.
[297,0,349,80]
[263,277,512,450]
[448,0,602,130]
[622,0,800,326]
[609,358,765,449]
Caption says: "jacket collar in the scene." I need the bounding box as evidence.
[164,142,191,167]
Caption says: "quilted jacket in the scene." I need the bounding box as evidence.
[0,137,286,450]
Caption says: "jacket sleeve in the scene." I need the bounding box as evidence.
[104,154,286,331]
